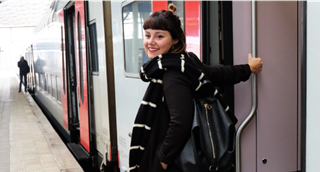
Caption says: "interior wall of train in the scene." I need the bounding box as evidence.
[306,2,320,171]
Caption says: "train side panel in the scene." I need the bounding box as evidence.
[33,19,68,136]
[111,1,150,171]
[87,0,111,164]
[306,2,320,170]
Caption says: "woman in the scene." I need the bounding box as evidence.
[129,4,263,172]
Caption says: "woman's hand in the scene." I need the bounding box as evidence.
[248,53,263,74]
[160,162,168,170]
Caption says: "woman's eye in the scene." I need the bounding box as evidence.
[145,35,150,38]
[158,35,163,38]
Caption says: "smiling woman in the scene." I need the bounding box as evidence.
[129,3,262,172]
[143,29,178,59]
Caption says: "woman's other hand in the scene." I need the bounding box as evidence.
[160,162,168,170]
[248,53,263,74]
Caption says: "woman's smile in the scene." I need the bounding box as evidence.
[148,47,158,53]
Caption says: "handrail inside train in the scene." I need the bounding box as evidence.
[236,1,258,172]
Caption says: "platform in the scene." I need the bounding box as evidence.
[0,71,83,172]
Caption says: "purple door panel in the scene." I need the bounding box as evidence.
[256,2,298,171]
[233,1,299,172]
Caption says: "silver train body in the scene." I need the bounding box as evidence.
[24,1,320,172]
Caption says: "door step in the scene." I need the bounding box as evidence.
[67,143,90,161]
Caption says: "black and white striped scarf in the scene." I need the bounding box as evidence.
[129,52,211,171]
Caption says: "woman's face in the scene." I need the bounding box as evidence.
[143,29,178,59]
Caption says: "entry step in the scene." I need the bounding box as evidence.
[67,143,90,161]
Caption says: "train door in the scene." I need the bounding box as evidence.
[62,1,91,160]
[233,1,301,172]
[74,0,91,154]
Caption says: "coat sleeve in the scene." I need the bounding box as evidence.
[157,69,194,165]
[189,52,252,86]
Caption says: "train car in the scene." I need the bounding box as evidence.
[25,0,320,172]
[29,0,117,171]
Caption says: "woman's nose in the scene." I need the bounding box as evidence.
[148,36,155,44]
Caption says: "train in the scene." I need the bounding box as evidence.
[22,0,320,172]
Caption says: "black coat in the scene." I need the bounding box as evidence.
[18,60,29,75]
[138,52,251,172]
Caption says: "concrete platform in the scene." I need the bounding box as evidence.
[0,71,83,172]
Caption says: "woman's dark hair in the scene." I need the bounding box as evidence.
[143,4,186,54]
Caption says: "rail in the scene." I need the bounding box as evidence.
[235,1,257,172]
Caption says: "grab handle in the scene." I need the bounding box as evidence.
[236,1,257,172]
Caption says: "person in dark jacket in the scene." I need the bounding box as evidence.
[129,4,263,172]
[17,56,29,92]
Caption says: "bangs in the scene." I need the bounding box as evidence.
[143,12,171,31]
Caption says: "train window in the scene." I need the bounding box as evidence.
[169,1,185,31]
[44,73,47,91]
[35,73,39,87]
[89,22,99,74]
[78,11,84,103]
[48,74,52,95]
[52,74,57,99]
[39,73,43,89]
[122,1,151,76]
[57,75,62,102]
[41,73,46,91]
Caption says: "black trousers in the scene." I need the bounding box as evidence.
[19,74,27,91]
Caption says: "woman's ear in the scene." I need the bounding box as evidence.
[173,39,179,45]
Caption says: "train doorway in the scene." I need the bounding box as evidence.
[201,1,235,114]
[63,1,91,161]
[64,4,80,143]
[65,4,90,161]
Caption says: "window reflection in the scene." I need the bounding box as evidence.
[123,1,151,74]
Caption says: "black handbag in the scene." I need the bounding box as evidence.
[175,91,236,172]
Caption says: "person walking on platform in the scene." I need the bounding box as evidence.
[17,56,29,92]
